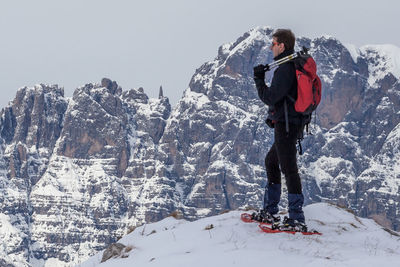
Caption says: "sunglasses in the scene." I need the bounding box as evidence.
[270,41,280,48]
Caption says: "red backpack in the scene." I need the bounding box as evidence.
[286,53,322,155]
[291,54,322,115]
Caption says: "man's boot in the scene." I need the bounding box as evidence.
[251,209,280,224]
[251,183,281,223]
[288,193,305,223]
[264,183,281,215]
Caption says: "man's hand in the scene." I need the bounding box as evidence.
[253,64,266,79]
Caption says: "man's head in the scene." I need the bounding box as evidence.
[270,29,295,58]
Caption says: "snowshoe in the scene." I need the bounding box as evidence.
[240,213,257,223]
[241,210,280,224]
[259,216,322,235]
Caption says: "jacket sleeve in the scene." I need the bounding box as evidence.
[254,64,295,106]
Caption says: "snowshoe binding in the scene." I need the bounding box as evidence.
[274,216,308,232]
[251,209,280,224]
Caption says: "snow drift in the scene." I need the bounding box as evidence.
[78,203,400,267]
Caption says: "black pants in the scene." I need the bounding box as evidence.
[265,122,302,194]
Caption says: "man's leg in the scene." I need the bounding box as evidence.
[274,122,305,223]
[263,143,281,215]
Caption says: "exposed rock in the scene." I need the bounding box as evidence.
[101,243,126,263]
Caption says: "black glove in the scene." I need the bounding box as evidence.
[253,64,266,79]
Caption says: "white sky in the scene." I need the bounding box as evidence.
[1,0,399,108]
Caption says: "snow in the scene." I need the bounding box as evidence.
[182,89,211,109]
[196,208,212,216]
[359,44,400,86]
[31,257,67,267]
[0,213,28,266]
[228,27,267,56]
[78,203,400,267]
[343,43,360,63]
[320,34,336,40]
[0,214,21,240]
[205,123,216,131]
[357,122,400,194]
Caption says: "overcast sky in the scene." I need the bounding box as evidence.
[1,0,399,109]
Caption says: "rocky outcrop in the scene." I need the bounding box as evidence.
[100,243,127,263]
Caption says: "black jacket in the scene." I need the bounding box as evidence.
[254,49,302,126]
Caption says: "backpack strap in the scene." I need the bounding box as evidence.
[297,139,303,155]
[287,95,296,103]
[284,98,289,134]
[296,115,309,156]
[286,97,308,156]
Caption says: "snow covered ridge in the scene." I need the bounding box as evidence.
[359,44,400,87]
[78,203,400,267]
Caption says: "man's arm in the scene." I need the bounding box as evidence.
[254,64,294,106]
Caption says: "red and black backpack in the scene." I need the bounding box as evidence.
[291,54,322,115]
[286,53,322,154]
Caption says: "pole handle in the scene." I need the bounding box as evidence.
[262,46,310,72]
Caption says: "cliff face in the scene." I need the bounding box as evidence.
[0,27,399,266]
[0,80,173,266]
[0,85,68,266]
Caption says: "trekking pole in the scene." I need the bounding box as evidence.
[263,46,309,72]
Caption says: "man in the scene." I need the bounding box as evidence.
[253,29,307,232]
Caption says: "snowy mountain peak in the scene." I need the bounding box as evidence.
[16,83,63,95]
[359,44,400,86]
[79,203,400,267]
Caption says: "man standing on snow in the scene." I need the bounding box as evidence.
[252,29,307,232]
